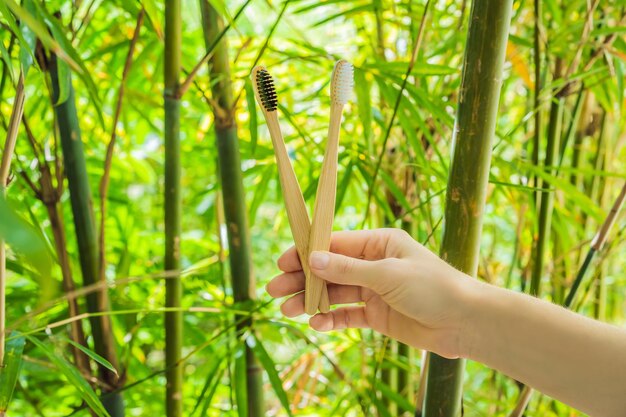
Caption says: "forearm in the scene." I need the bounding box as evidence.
[461,280,626,417]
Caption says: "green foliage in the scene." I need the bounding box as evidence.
[0,194,51,281]
[0,0,624,416]
[0,332,24,413]
[26,335,110,417]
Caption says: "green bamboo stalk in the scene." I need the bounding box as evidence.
[380,340,397,415]
[49,53,123,415]
[199,1,263,416]
[164,0,183,415]
[422,1,513,416]
[397,218,415,407]
[569,92,593,191]
[584,111,607,233]
[531,0,543,207]
[530,66,564,296]
[558,87,584,170]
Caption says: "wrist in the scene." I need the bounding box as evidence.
[428,267,487,359]
[454,275,492,360]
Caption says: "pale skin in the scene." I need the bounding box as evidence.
[266,228,626,417]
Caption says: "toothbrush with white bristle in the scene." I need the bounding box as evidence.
[306,60,354,315]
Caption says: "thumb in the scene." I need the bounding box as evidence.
[309,250,391,291]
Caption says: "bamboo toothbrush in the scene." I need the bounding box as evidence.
[250,66,330,313]
[306,60,354,315]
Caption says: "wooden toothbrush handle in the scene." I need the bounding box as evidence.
[266,115,316,303]
[307,106,342,314]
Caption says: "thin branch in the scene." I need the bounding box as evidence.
[98,8,144,290]
[72,0,98,42]
[178,0,253,98]
[0,70,25,366]
[21,115,46,170]
[562,0,601,81]
[231,0,289,110]
[558,11,625,98]
[581,13,626,74]
[0,72,24,184]
[361,0,432,228]
[10,257,218,329]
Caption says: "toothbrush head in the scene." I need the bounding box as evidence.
[254,67,278,112]
[331,60,353,106]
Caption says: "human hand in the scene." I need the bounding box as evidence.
[266,228,475,359]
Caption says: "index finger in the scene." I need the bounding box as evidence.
[328,229,408,260]
[277,245,303,272]
[278,229,410,272]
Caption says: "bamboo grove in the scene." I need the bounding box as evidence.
[0,0,625,416]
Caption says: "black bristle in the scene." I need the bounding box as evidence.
[256,69,278,112]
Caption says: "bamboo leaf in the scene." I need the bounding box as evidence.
[248,335,293,417]
[233,349,248,417]
[197,363,226,416]
[293,0,353,15]
[354,67,372,148]
[62,338,118,376]
[377,380,416,414]
[54,53,70,105]
[522,161,605,221]
[31,1,104,122]
[371,393,393,417]
[0,332,25,413]
[0,194,52,280]
[245,79,258,156]
[590,27,626,36]
[335,158,353,212]
[379,168,412,215]
[0,1,35,73]
[1,0,79,71]
[0,39,14,82]
[139,0,162,38]
[26,336,111,417]
[192,348,225,415]
[249,165,273,226]
[312,3,375,27]
[365,61,458,76]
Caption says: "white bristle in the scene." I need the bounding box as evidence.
[331,60,353,106]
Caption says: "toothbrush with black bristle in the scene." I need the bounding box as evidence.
[307,60,354,315]
[250,66,326,313]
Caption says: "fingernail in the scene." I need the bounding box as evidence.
[310,251,330,270]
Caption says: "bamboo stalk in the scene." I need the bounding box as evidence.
[200,2,263,416]
[49,51,123,415]
[530,58,564,296]
[414,350,429,417]
[164,0,183,415]
[422,1,513,416]
[531,0,543,207]
[0,71,24,367]
[508,385,533,417]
